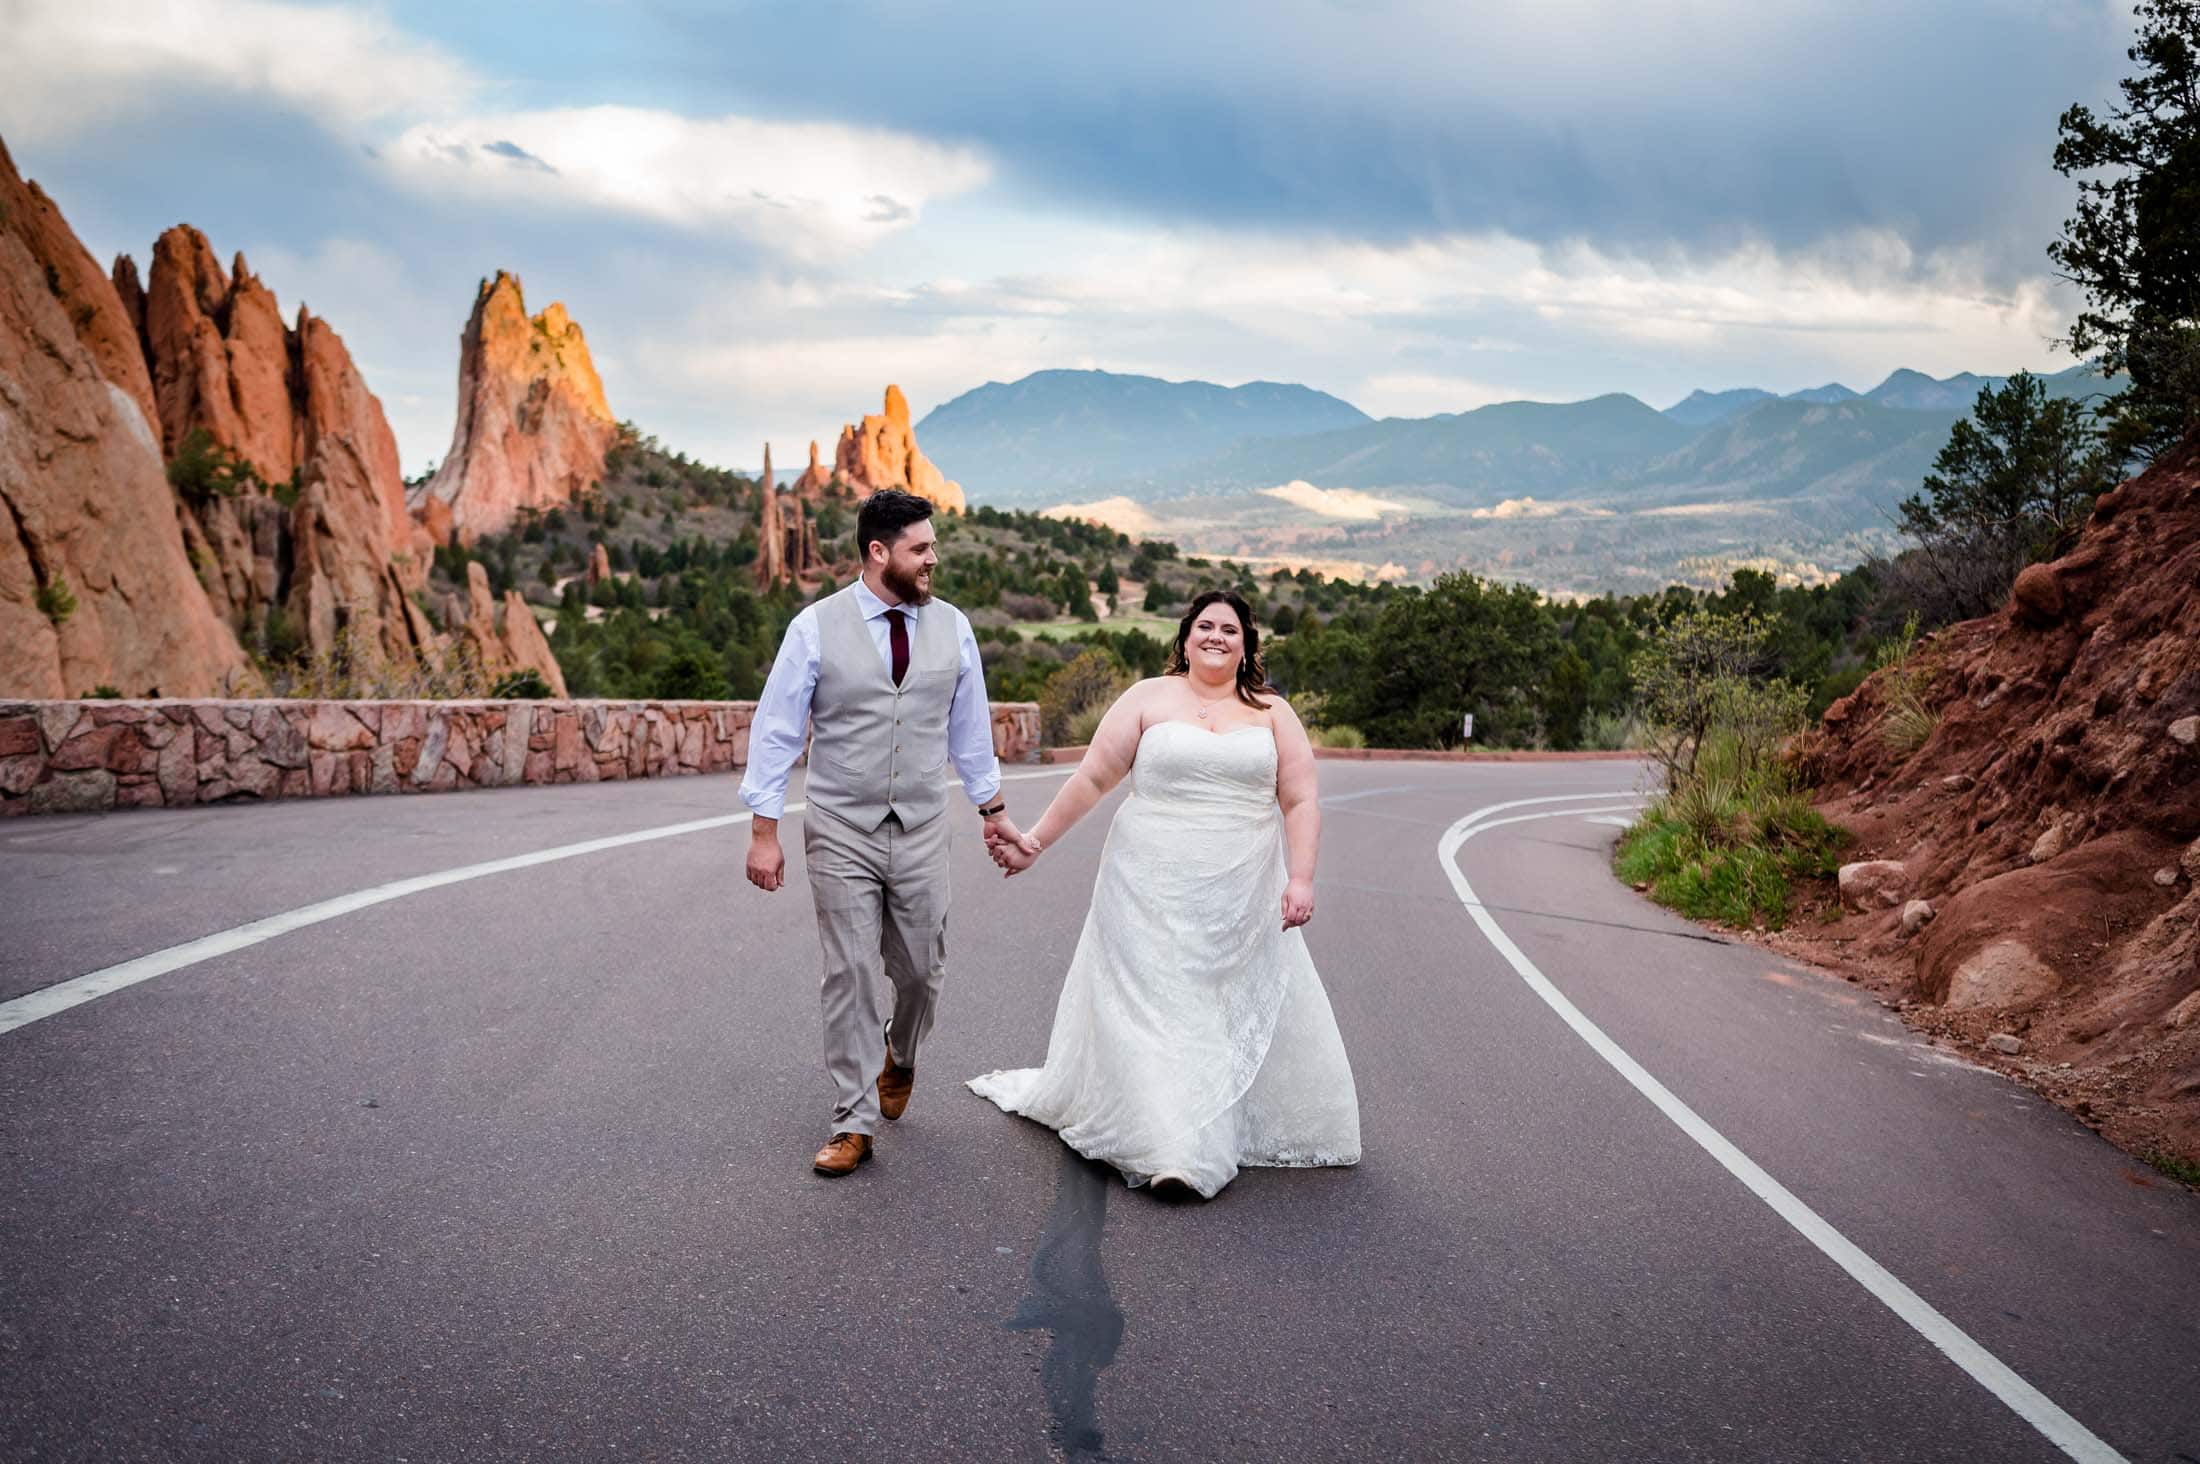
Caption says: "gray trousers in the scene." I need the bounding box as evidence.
[804,805,952,1137]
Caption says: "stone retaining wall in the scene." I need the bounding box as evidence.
[0,699,1044,817]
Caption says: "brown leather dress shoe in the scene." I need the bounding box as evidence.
[812,1132,872,1176]
[877,1023,915,1121]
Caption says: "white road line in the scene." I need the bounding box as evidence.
[1438,793,2127,1464]
[0,767,1077,1039]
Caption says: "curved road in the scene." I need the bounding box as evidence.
[3,759,2196,1462]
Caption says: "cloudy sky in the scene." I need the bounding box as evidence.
[0,0,2137,479]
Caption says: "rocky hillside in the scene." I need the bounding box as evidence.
[411,271,617,543]
[0,139,247,698]
[1794,443,2200,1171]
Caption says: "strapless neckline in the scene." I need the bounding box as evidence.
[1142,720,1275,741]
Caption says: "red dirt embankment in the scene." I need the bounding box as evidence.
[1783,441,2200,1171]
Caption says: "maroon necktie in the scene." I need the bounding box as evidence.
[887,609,909,687]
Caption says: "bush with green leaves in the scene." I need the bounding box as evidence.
[1038,650,1129,746]
[1629,604,1779,784]
[1617,602,1836,928]
[35,575,77,627]
[166,428,259,504]
[651,648,733,701]
[490,668,556,700]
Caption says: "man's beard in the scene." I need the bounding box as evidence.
[881,560,933,605]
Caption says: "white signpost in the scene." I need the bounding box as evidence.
[1461,712,1475,742]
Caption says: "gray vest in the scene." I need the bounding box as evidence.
[805,584,962,832]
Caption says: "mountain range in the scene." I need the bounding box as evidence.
[913,364,2113,593]
[914,369,1370,502]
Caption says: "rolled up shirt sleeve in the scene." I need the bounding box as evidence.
[947,609,1002,808]
[738,609,821,821]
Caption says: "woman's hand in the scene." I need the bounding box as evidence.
[1282,878,1315,930]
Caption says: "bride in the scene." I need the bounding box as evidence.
[969,590,1360,1198]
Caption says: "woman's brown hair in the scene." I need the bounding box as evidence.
[1165,589,1270,708]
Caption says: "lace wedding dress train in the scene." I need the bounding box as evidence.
[968,722,1361,1198]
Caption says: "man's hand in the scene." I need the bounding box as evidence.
[983,812,1043,859]
[992,837,1040,877]
[1281,878,1315,930]
[746,822,786,892]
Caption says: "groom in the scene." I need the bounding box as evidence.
[740,488,1032,1176]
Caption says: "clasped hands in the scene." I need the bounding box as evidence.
[983,816,1043,877]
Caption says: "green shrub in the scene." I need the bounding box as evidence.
[166,428,258,503]
[651,648,732,701]
[490,668,555,700]
[82,684,124,699]
[1583,709,1648,751]
[1039,650,1127,745]
[1314,724,1367,749]
[1615,792,1846,930]
[259,628,496,700]
[1874,614,1940,755]
[1066,701,1110,746]
[35,576,76,626]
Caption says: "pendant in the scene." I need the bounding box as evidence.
[1197,707,1210,718]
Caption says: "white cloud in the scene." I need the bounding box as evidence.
[0,0,474,143]
[381,107,991,255]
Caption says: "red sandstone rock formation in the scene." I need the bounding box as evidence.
[138,227,300,481]
[832,385,965,512]
[754,443,825,590]
[792,439,839,501]
[453,561,569,697]
[586,541,612,588]
[114,226,439,664]
[288,309,439,659]
[413,271,616,540]
[1795,442,2200,1166]
[0,139,247,698]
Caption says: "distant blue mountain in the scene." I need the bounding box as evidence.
[923,362,2116,519]
[1663,387,1776,426]
[915,369,1370,504]
[1784,382,1860,404]
[1181,393,1694,505]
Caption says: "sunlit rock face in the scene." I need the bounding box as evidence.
[792,439,841,501]
[117,226,437,664]
[0,139,246,698]
[413,271,617,541]
[833,385,966,513]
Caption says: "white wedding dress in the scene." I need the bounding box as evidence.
[968,721,1361,1198]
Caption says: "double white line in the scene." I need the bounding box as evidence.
[1440,791,2126,1464]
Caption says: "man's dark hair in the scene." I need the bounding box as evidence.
[856,489,934,560]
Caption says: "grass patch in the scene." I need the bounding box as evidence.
[2141,1148,2200,1188]
[1025,613,1181,642]
[1616,780,1847,930]
[1875,613,1940,755]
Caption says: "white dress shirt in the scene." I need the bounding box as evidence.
[738,578,1002,821]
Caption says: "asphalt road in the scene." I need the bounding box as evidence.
[3,759,2197,1463]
